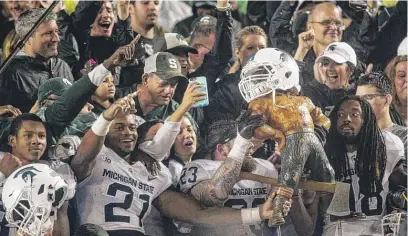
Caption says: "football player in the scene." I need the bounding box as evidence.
[178,116,283,236]
[323,95,406,235]
[0,113,76,236]
[71,92,290,236]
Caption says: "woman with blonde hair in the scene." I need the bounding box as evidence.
[385,55,407,125]
[1,29,19,63]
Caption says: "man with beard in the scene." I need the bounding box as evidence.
[323,95,406,236]
[0,8,73,113]
[0,113,76,236]
[178,117,284,236]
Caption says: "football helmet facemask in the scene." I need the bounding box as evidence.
[382,212,407,236]
[239,48,300,103]
[2,163,68,236]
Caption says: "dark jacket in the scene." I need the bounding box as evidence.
[57,10,80,69]
[301,80,355,116]
[174,9,234,105]
[71,1,131,79]
[173,15,196,38]
[0,54,73,112]
[368,1,407,70]
[204,69,247,124]
[35,74,98,140]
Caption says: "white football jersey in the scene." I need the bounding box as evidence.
[0,152,77,236]
[75,146,172,234]
[323,131,405,236]
[179,158,278,236]
[167,159,184,187]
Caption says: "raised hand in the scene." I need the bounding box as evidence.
[298,29,315,51]
[0,105,21,121]
[0,153,22,177]
[103,35,142,69]
[294,29,315,61]
[180,82,207,111]
[103,91,138,121]
[238,110,265,139]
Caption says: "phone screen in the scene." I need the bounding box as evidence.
[190,77,209,108]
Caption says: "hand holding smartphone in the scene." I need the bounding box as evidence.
[189,77,209,108]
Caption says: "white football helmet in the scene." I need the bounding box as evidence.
[239,48,299,103]
[2,163,68,236]
[382,212,407,236]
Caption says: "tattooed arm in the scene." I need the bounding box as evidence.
[190,135,252,207]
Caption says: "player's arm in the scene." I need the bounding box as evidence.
[190,112,264,207]
[52,202,69,236]
[190,135,251,207]
[154,188,291,226]
[71,94,137,181]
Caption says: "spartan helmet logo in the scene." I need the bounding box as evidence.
[328,44,337,51]
[279,52,289,62]
[13,166,42,183]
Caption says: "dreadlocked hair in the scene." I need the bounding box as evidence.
[325,95,387,196]
[136,120,164,147]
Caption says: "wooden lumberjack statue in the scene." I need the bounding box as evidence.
[238,48,335,226]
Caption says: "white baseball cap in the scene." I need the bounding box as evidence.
[398,36,407,56]
[316,42,357,66]
[153,33,198,54]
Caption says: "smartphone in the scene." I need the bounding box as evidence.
[190,77,209,108]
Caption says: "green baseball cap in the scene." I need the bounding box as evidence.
[38,77,72,102]
[144,52,187,81]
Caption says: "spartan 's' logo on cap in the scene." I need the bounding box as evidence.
[176,34,185,42]
[13,166,42,183]
[328,44,337,51]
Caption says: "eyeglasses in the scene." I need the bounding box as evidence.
[192,43,211,52]
[359,93,385,100]
[309,20,344,28]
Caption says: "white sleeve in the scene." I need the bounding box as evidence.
[138,121,181,161]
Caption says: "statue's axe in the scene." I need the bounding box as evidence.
[240,172,351,216]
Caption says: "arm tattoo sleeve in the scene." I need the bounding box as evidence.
[191,159,243,207]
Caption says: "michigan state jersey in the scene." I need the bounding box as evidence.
[75,146,172,234]
[179,158,278,236]
[323,131,405,236]
[344,131,404,217]
[0,152,77,236]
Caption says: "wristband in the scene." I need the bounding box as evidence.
[228,133,252,162]
[91,114,113,136]
[241,207,262,224]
